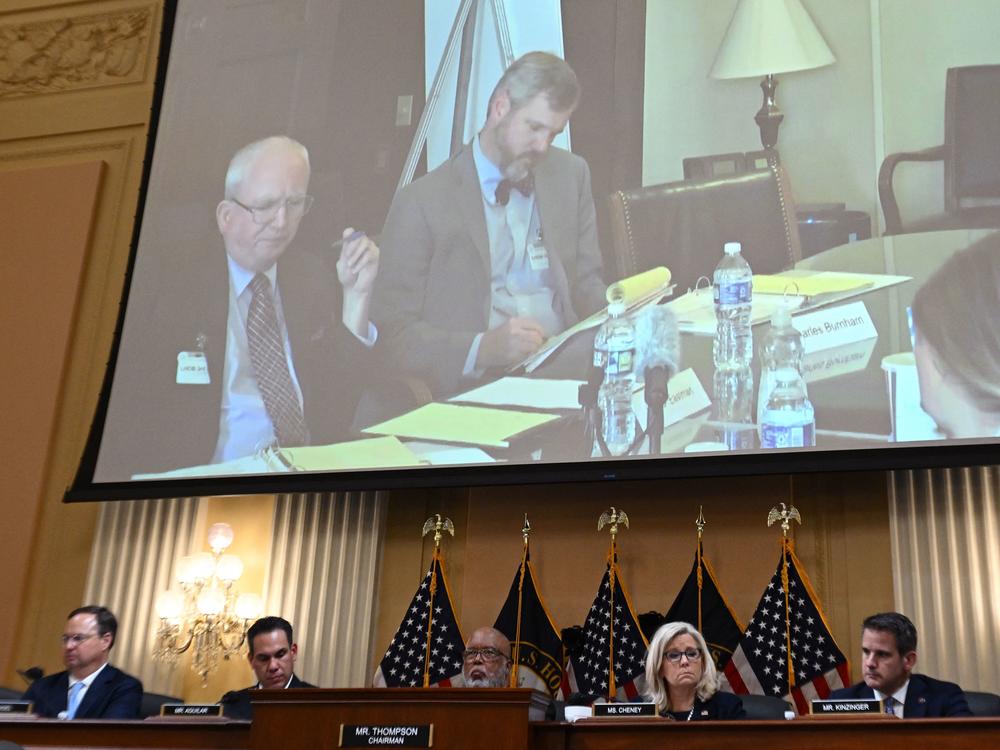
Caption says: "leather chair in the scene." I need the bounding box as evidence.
[879,64,1000,235]
[739,693,792,719]
[607,165,802,294]
[140,691,183,718]
[965,690,1000,717]
[0,686,23,700]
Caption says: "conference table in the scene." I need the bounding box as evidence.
[3,687,999,750]
[432,227,998,463]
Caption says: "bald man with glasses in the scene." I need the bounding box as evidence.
[23,606,142,719]
[460,627,513,688]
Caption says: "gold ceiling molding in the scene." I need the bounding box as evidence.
[0,4,154,99]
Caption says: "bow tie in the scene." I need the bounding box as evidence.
[494,174,534,206]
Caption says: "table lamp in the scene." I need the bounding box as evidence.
[711,0,835,152]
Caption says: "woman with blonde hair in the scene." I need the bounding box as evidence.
[644,621,745,720]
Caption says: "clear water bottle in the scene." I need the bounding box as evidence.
[598,300,637,456]
[757,301,806,429]
[713,367,754,451]
[713,242,753,370]
[759,369,815,449]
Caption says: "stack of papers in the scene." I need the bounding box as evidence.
[669,271,911,335]
[363,402,560,448]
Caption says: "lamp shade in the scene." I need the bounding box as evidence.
[711,0,835,80]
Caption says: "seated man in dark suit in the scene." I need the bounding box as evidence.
[219,616,314,720]
[23,605,142,719]
[459,627,512,688]
[829,611,972,717]
[97,135,380,479]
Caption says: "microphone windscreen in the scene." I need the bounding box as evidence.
[635,303,680,377]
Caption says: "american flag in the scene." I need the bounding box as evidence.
[567,547,648,701]
[372,549,465,687]
[721,539,851,714]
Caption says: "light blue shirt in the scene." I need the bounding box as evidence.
[463,136,561,378]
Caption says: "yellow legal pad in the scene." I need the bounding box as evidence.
[283,435,423,470]
[362,402,560,448]
[752,272,873,298]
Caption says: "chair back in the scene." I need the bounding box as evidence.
[608,165,801,293]
[965,690,1000,717]
[140,691,183,718]
[740,693,791,719]
[945,64,1000,212]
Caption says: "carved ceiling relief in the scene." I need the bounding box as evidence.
[0,6,153,98]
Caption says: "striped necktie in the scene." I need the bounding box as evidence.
[245,273,309,447]
[883,695,897,716]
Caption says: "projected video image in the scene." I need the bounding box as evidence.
[81,0,1000,492]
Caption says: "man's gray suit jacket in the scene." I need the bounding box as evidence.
[373,144,606,397]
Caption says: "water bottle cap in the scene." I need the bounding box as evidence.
[771,301,794,328]
[724,242,742,255]
[607,300,626,317]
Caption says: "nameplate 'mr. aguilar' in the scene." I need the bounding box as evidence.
[160,703,223,717]
[339,724,433,747]
[811,698,882,714]
[592,702,657,718]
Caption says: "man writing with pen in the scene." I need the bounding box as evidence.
[99,135,379,477]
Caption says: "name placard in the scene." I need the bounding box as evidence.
[811,698,882,714]
[793,301,877,354]
[592,702,657,718]
[801,337,877,384]
[0,701,32,715]
[340,724,433,747]
[160,703,223,717]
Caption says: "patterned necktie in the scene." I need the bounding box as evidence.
[494,173,534,206]
[246,273,309,447]
[66,681,85,719]
[883,695,897,716]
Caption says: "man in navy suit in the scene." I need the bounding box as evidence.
[830,612,971,717]
[23,605,142,719]
[219,616,315,720]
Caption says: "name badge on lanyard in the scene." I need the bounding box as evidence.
[527,228,549,271]
[176,334,210,384]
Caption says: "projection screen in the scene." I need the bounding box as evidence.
[68,0,1000,500]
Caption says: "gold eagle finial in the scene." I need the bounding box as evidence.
[421,514,455,549]
[766,502,802,538]
[598,507,630,541]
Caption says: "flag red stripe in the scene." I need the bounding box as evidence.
[790,686,809,715]
[837,662,851,687]
[723,660,749,694]
[622,681,639,700]
[811,675,832,699]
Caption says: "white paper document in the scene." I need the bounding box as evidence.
[451,377,586,411]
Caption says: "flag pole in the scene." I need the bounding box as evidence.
[511,515,530,687]
[767,502,801,692]
[695,506,706,633]
[420,514,454,688]
[598,507,629,701]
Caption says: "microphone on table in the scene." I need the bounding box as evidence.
[636,304,681,456]
[578,365,604,457]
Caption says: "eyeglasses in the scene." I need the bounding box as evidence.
[61,633,98,645]
[231,195,314,225]
[462,647,510,663]
[664,648,702,664]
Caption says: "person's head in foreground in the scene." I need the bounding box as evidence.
[644,621,718,714]
[860,612,917,696]
[479,51,580,182]
[462,626,512,688]
[912,232,1000,438]
[247,616,298,689]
